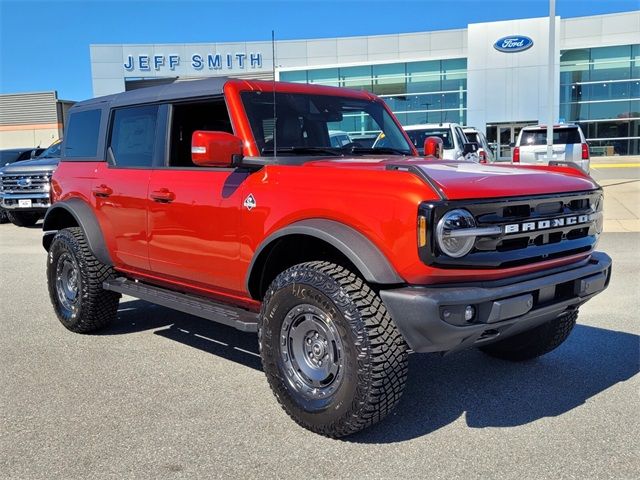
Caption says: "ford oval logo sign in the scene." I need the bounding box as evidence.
[493,35,534,53]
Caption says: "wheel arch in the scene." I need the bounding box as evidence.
[246,219,404,300]
[42,199,112,266]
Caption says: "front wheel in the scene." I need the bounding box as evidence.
[47,227,120,333]
[259,261,408,438]
[0,208,9,224]
[479,310,578,361]
[7,211,41,227]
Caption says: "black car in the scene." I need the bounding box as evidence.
[0,147,45,167]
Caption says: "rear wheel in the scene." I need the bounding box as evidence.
[259,261,408,437]
[479,310,578,361]
[47,227,120,333]
[7,211,41,227]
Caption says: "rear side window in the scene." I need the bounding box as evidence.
[65,109,101,157]
[520,128,582,146]
[464,131,479,143]
[406,129,454,149]
[109,105,158,167]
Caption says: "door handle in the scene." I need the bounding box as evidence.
[92,184,113,198]
[150,188,175,203]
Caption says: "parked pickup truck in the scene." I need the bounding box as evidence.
[0,140,61,227]
[43,78,611,437]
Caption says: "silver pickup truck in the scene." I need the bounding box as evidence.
[0,140,60,227]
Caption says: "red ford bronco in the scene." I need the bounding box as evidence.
[43,78,611,437]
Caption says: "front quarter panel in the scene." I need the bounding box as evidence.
[238,164,439,287]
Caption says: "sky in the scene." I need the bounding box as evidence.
[0,0,638,100]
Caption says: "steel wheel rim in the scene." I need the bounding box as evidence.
[56,252,80,312]
[280,303,344,400]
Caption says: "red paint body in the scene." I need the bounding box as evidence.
[51,79,600,309]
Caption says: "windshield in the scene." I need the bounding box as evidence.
[241,91,413,156]
[520,128,582,146]
[405,128,454,151]
[38,140,62,158]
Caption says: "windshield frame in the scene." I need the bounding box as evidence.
[231,83,417,158]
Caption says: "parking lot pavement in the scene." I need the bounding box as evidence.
[589,165,640,233]
[0,224,638,480]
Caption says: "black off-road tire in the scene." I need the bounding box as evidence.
[479,310,578,361]
[7,211,41,227]
[259,261,409,438]
[47,227,120,333]
[0,208,9,224]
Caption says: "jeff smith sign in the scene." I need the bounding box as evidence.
[123,52,264,72]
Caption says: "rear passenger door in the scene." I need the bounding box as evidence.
[92,104,165,271]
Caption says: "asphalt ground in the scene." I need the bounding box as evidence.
[0,168,638,479]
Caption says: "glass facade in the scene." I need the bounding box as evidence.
[278,42,639,156]
[560,44,640,155]
[279,58,468,134]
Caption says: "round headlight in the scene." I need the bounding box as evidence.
[436,209,476,258]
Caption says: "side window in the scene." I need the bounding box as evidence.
[109,105,158,168]
[169,99,233,167]
[65,109,101,158]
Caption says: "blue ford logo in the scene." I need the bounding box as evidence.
[17,178,31,187]
[494,35,534,53]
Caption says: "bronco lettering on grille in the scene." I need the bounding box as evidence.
[504,215,590,234]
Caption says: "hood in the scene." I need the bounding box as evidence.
[1,156,59,172]
[304,157,599,200]
[406,161,598,199]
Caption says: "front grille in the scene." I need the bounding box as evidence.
[419,190,603,268]
[0,172,51,194]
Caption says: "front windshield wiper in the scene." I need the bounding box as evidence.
[348,146,410,156]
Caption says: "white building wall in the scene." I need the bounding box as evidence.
[466,17,560,132]
[90,10,640,127]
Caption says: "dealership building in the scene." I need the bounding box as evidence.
[91,11,639,157]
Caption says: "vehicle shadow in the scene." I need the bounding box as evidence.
[349,324,639,444]
[101,299,262,371]
[103,300,639,443]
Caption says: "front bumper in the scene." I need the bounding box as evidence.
[0,193,51,211]
[380,251,611,353]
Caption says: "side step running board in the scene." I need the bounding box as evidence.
[103,277,258,332]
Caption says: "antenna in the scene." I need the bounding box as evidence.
[272,30,277,159]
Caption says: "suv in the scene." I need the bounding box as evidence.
[514,124,590,172]
[43,79,611,438]
[404,123,479,161]
[0,140,61,227]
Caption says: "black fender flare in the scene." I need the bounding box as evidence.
[42,199,112,266]
[246,218,404,294]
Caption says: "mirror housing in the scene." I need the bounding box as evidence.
[462,142,479,156]
[191,131,243,167]
[423,136,444,159]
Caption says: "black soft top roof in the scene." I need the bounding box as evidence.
[73,77,230,110]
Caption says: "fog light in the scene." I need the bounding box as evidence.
[464,305,475,322]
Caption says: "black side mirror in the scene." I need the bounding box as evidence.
[463,142,479,155]
[509,141,515,148]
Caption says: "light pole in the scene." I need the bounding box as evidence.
[547,0,556,160]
